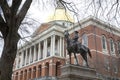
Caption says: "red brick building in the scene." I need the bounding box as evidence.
[12,16,120,80]
[12,1,120,80]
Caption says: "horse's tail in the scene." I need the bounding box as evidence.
[88,48,92,58]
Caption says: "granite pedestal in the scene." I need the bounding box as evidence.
[58,64,100,80]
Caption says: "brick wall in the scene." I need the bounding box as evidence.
[13,24,120,80]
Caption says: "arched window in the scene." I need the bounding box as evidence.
[33,66,36,78]
[56,62,61,76]
[20,71,23,80]
[38,65,42,77]
[45,62,49,76]
[82,34,88,47]
[28,68,32,80]
[15,72,18,80]
[109,38,115,54]
[24,70,27,80]
[101,35,107,50]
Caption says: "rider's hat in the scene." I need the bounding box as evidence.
[74,31,78,33]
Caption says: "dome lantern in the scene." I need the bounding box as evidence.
[46,0,74,22]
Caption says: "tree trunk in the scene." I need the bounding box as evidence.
[0,30,20,80]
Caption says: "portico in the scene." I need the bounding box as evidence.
[15,26,65,69]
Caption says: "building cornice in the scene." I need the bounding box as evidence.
[68,16,120,36]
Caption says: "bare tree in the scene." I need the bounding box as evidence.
[0,0,120,80]
[0,0,32,80]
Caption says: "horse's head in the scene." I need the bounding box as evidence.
[64,30,69,38]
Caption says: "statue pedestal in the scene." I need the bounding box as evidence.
[58,64,99,80]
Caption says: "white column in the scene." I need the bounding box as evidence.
[29,48,32,64]
[43,39,47,58]
[38,42,41,60]
[57,38,60,56]
[20,52,23,67]
[62,37,64,57]
[22,52,24,66]
[23,51,25,66]
[33,45,36,61]
[43,40,46,58]
[60,37,62,56]
[46,39,48,57]
[50,36,53,56]
[27,49,29,64]
[25,49,28,65]
[52,35,55,56]
[36,44,38,61]
[16,54,18,69]
[39,42,42,59]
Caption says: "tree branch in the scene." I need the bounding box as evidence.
[107,0,119,16]
[0,0,11,24]
[0,13,8,39]
[11,0,22,15]
[0,13,5,24]
[16,0,32,28]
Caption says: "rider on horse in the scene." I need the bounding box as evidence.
[64,30,92,66]
[72,31,80,52]
[73,31,79,42]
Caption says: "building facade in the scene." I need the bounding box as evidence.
[12,1,120,80]
[13,17,120,80]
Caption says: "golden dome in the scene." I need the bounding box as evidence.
[46,8,74,22]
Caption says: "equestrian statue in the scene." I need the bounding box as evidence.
[64,30,92,67]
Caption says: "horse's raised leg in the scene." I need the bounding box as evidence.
[69,53,71,64]
[81,53,89,67]
[73,53,79,65]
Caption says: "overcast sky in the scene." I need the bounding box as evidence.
[0,0,120,57]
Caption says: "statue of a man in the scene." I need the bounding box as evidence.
[73,31,79,42]
[72,31,79,52]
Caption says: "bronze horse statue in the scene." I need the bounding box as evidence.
[64,30,92,67]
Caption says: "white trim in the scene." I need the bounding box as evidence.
[90,49,109,56]
[90,49,118,58]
